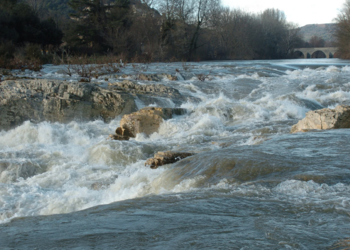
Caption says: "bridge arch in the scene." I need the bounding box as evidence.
[311,50,326,58]
[293,50,304,58]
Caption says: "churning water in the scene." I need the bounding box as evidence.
[1,59,350,249]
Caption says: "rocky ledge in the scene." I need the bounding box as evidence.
[0,79,190,130]
[291,105,350,133]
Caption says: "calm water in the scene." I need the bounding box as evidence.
[1,59,350,249]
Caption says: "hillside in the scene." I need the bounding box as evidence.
[298,23,337,44]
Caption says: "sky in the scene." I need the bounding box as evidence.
[221,0,346,27]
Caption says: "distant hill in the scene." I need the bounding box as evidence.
[298,23,337,44]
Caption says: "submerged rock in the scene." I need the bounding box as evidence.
[145,151,195,169]
[111,107,186,139]
[291,105,350,133]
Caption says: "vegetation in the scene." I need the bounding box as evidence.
[335,0,350,59]
[1,0,312,69]
[0,0,63,69]
[63,0,304,60]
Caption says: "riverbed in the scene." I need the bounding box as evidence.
[1,59,350,249]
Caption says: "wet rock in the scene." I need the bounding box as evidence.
[118,73,177,81]
[112,107,186,139]
[291,105,350,133]
[137,73,177,81]
[145,151,195,169]
[109,80,193,106]
[0,79,138,130]
[166,74,177,81]
[110,80,182,98]
[138,74,158,81]
[108,133,130,141]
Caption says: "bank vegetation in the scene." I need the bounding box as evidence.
[1,0,310,69]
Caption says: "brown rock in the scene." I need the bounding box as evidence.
[166,74,177,81]
[113,107,186,139]
[145,151,195,169]
[291,105,350,133]
[108,134,130,141]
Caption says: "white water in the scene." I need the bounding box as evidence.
[1,59,350,231]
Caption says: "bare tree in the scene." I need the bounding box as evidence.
[24,0,45,13]
[335,0,350,58]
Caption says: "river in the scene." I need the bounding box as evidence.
[1,59,350,249]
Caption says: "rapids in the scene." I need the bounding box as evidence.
[1,59,350,249]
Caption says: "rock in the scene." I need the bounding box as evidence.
[145,151,195,169]
[0,77,195,130]
[109,79,200,106]
[137,73,177,81]
[112,107,186,138]
[109,80,184,104]
[0,79,138,130]
[108,133,130,141]
[291,105,350,133]
[166,74,177,81]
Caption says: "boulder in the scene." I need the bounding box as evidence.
[291,105,350,133]
[112,107,186,139]
[0,79,137,130]
[145,151,195,169]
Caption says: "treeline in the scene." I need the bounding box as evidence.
[1,0,307,68]
[335,0,350,59]
[0,0,63,68]
[63,0,304,61]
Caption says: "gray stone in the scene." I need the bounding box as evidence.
[0,79,138,130]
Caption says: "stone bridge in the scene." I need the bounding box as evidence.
[293,47,338,58]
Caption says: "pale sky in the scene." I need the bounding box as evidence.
[221,0,345,27]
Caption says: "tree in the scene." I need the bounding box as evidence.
[188,0,220,60]
[335,0,350,58]
[257,9,289,59]
[0,0,63,46]
[0,8,18,43]
[0,0,17,11]
[158,0,220,60]
[25,0,45,13]
[68,0,130,53]
[309,35,325,47]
